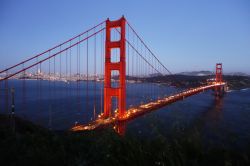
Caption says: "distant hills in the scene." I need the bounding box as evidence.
[225,72,250,77]
[177,71,213,76]
[177,71,249,77]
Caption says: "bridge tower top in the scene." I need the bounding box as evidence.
[216,63,223,83]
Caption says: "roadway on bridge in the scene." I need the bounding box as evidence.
[71,82,226,132]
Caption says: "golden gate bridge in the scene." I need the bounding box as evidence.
[0,16,227,134]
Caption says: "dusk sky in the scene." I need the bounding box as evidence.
[0,0,249,74]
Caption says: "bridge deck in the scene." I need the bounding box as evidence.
[71,82,226,132]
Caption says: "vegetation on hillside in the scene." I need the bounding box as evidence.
[1,114,249,166]
[142,75,250,90]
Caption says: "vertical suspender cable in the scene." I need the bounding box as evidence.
[5,71,9,113]
[100,28,104,115]
[53,54,56,123]
[77,36,80,123]
[48,51,52,129]
[86,31,89,121]
[127,24,130,109]
[22,63,26,112]
[94,28,96,120]
[39,62,42,112]
[79,35,81,119]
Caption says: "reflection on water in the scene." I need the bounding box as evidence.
[203,95,224,127]
[120,88,250,150]
[114,92,225,136]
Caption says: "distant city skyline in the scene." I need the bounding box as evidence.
[0,0,249,74]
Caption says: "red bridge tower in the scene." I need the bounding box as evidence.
[216,63,223,83]
[215,63,224,96]
[104,17,126,119]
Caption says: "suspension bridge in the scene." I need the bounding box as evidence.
[0,16,227,134]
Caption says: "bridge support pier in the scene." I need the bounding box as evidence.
[114,121,126,136]
[214,86,224,97]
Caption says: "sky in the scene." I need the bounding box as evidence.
[0,0,249,74]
